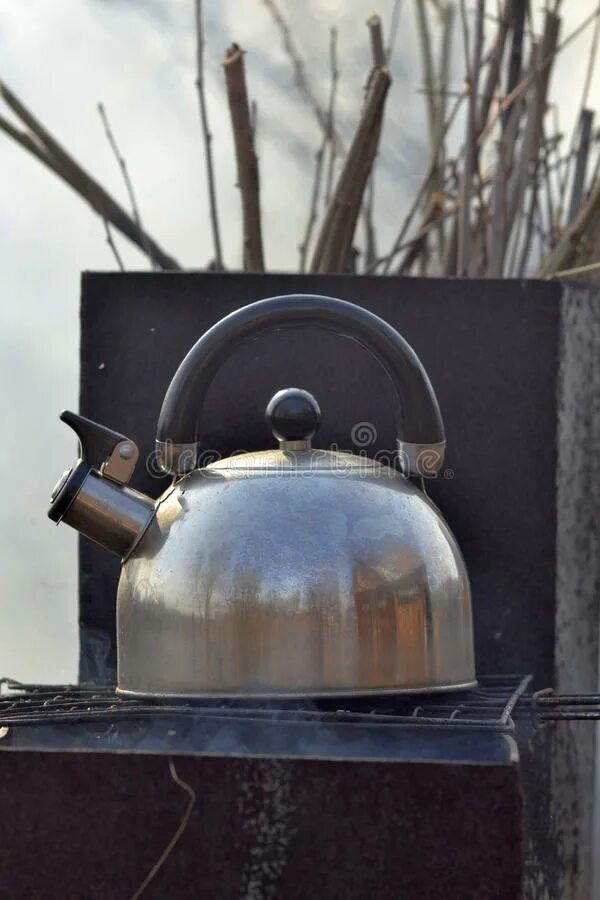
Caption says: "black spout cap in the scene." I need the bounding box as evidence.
[48,411,128,523]
[59,411,129,469]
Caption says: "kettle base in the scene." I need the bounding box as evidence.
[115,679,478,701]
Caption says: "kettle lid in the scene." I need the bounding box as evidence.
[203,387,390,477]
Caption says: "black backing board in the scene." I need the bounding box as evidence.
[79,272,560,686]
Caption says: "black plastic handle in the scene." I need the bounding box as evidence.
[156,294,445,476]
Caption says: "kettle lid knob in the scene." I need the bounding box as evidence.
[266,388,321,448]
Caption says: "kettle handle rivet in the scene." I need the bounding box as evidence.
[119,442,135,460]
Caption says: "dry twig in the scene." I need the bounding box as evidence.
[458,0,484,275]
[539,176,600,276]
[503,0,525,130]
[386,0,403,63]
[545,260,600,280]
[414,1,455,267]
[97,102,154,269]
[299,144,326,273]
[416,1,439,193]
[194,0,224,269]
[363,15,387,270]
[324,28,340,210]
[478,4,600,147]
[129,759,196,900]
[477,0,511,136]
[0,81,181,270]
[506,12,560,246]
[262,0,344,153]
[383,88,467,275]
[299,28,339,272]
[367,14,386,67]
[568,109,594,223]
[311,68,391,273]
[102,218,124,271]
[223,45,264,271]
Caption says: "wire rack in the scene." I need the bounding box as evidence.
[2,674,598,735]
[0,674,540,734]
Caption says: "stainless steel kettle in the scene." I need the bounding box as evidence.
[49,293,475,698]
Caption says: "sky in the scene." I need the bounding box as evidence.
[0,0,598,683]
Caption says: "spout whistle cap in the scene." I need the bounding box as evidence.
[48,459,89,522]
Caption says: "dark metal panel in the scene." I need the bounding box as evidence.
[78,272,562,685]
[73,272,600,899]
[0,749,523,900]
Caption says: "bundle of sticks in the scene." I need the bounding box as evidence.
[1,0,598,282]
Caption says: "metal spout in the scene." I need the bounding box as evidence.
[58,470,155,558]
[49,410,155,558]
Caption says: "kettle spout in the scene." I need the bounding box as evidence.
[49,411,155,558]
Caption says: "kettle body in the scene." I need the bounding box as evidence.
[117,449,473,697]
[49,293,475,698]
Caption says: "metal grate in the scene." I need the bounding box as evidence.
[0,674,534,734]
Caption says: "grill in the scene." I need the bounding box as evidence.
[2,673,597,760]
[0,673,531,729]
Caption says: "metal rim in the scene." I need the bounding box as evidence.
[116,679,478,701]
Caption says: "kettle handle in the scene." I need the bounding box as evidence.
[156,293,445,477]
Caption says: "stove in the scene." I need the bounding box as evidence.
[0,674,537,900]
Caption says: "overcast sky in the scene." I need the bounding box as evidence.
[1,0,598,683]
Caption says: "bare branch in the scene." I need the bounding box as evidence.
[324,27,340,208]
[363,174,378,271]
[579,2,600,112]
[557,7,600,227]
[486,91,522,275]
[503,0,525,130]
[385,0,403,63]
[458,0,484,276]
[459,0,471,82]
[545,260,600,280]
[0,81,181,269]
[517,122,560,277]
[505,12,560,244]
[437,2,456,129]
[311,68,391,273]
[416,1,438,168]
[97,102,154,269]
[194,0,224,269]
[415,0,455,266]
[102,218,125,271]
[367,14,386,67]
[363,15,387,270]
[0,112,67,176]
[382,88,467,275]
[222,45,265,271]
[568,109,594,223]
[517,177,541,277]
[299,145,326,273]
[262,0,344,153]
[478,4,600,146]
[477,0,512,135]
[538,176,600,276]
[397,192,446,274]
[299,27,339,272]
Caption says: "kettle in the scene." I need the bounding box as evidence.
[49,294,475,698]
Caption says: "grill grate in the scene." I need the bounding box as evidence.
[0,674,534,733]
